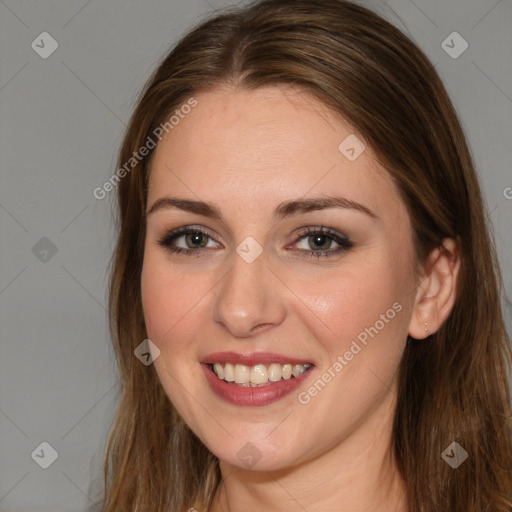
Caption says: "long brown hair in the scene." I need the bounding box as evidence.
[101,1,512,510]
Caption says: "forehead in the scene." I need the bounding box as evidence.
[147,85,403,224]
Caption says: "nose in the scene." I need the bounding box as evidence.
[211,247,287,338]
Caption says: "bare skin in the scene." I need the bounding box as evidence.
[141,84,460,512]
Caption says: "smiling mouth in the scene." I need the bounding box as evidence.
[208,362,314,387]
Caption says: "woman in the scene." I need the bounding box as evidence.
[102,0,512,510]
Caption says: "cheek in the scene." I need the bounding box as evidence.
[140,252,213,357]
[297,255,410,355]
[141,253,186,347]
[141,257,166,341]
[290,259,411,432]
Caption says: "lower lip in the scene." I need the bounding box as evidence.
[200,363,315,406]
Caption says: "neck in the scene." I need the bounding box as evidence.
[209,385,407,512]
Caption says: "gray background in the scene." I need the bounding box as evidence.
[0,0,510,510]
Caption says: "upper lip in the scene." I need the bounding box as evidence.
[201,351,314,367]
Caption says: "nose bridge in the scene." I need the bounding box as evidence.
[211,245,286,337]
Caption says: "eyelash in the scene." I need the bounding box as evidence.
[157,225,353,259]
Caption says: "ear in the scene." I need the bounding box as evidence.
[408,238,460,339]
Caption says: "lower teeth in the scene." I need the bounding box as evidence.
[226,377,296,387]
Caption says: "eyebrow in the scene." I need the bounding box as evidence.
[147,195,379,221]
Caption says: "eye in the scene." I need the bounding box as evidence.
[157,226,220,256]
[292,226,353,259]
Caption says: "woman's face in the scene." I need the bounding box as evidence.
[141,85,420,471]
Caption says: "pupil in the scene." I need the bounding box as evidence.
[311,234,330,250]
[188,233,205,247]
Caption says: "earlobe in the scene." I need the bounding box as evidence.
[408,238,460,340]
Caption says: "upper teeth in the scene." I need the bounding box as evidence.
[212,362,312,386]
